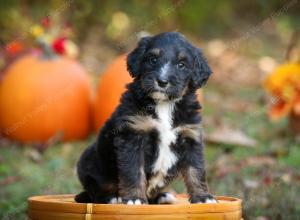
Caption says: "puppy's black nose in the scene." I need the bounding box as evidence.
[157,78,168,88]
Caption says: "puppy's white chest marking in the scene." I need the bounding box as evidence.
[147,102,178,195]
[152,102,178,175]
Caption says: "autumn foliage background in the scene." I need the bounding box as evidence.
[0,1,300,220]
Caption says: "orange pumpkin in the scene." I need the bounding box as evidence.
[93,55,132,130]
[93,55,204,131]
[0,54,91,142]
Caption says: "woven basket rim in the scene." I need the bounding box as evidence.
[28,194,242,215]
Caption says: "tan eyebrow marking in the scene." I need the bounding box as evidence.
[148,48,161,56]
[178,52,187,60]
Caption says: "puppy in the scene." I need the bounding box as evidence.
[75,32,216,205]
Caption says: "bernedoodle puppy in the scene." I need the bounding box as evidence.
[75,32,216,205]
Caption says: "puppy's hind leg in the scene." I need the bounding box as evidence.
[90,181,119,204]
[149,192,177,204]
[75,191,91,203]
[116,135,148,205]
[78,174,119,204]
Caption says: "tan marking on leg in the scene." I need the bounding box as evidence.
[146,172,165,197]
[175,124,202,142]
[119,167,147,200]
[182,166,208,196]
[126,115,157,132]
[139,167,147,198]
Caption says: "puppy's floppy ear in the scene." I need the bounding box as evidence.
[127,36,151,78]
[191,48,212,89]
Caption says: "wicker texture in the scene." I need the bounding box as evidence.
[28,194,242,220]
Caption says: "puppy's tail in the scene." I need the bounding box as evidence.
[75,191,91,203]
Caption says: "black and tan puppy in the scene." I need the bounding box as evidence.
[75,32,216,205]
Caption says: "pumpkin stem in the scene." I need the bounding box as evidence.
[37,39,57,60]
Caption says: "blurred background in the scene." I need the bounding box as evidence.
[0,0,300,219]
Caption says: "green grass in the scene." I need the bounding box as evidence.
[202,83,300,219]
[1,83,300,220]
[0,141,86,219]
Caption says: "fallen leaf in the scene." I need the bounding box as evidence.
[213,155,241,177]
[256,217,269,220]
[205,126,257,147]
[263,175,272,186]
[26,149,43,163]
[258,56,277,73]
[242,156,276,167]
[243,179,259,189]
[0,176,21,186]
[281,173,292,184]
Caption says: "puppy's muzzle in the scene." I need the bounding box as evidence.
[157,77,169,88]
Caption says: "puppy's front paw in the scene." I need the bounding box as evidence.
[108,197,123,204]
[157,192,177,204]
[190,193,218,204]
[123,198,147,205]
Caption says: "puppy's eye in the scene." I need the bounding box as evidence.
[149,56,157,65]
[177,61,185,69]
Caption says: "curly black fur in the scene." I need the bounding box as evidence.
[76,32,214,204]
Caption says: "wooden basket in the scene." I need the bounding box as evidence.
[28,194,242,220]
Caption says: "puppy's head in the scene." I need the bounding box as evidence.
[127,32,212,102]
